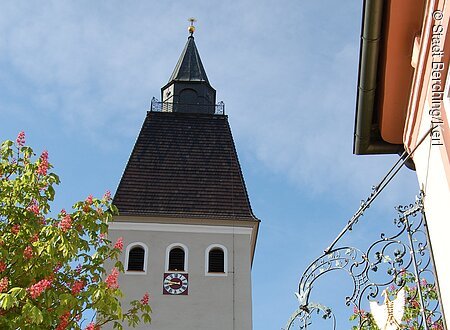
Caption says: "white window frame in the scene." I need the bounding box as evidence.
[125,242,148,275]
[205,244,228,277]
[165,243,188,273]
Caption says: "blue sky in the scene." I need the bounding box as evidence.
[0,1,420,329]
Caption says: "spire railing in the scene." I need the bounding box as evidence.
[150,97,225,115]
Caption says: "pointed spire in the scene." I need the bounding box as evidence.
[168,19,210,84]
[161,21,216,112]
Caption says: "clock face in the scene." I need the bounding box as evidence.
[163,273,188,295]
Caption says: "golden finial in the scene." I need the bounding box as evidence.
[188,17,197,36]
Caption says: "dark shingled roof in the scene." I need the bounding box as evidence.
[113,112,256,221]
[169,36,210,84]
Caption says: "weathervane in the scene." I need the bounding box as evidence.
[188,17,197,36]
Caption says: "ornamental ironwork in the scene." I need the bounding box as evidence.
[284,126,446,330]
[284,192,446,330]
[150,97,225,115]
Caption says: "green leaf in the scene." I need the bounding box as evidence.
[45,185,56,201]
[113,321,123,330]
[0,293,16,310]
[59,293,74,306]
[142,313,152,323]
[29,305,44,324]
[9,287,27,300]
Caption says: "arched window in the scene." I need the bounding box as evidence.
[168,248,185,271]
[165,243,188,272]
[125,242,148,274]
[128,247,145,271]
[205,244,228,276]
[179,88,198,104]
[208,248,224,272]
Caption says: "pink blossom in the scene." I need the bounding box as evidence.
[0,261,6,273]
[421,278,428,287]
[71,280,85,295]
[27,200,40,215]
[98,233,106,242]
[75,264,82,274]
[24,246,33,259]
[86,194,93,205]
[11,224,20,235]
[55,311,70,330]
[85,323,95,330]
[30,233,39,243]
[27,278,53,299]
[54,263,62,272]
[114,237,123,251]
[59,214,72,232]
[432,322,443,330]
[103,190,111,201]
[16,131,25,147]
[36,150,49,176]
[354,308,366,318]
[105,267,119,289]
[141,292,149,305]
[0,277,8,293]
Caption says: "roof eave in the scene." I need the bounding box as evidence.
[250,219,260,267]
[161,79,214,92]
[114,211,259,222]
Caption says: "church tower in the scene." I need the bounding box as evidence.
[108,23,260,330]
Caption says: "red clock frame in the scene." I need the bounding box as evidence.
[163,273,189,295]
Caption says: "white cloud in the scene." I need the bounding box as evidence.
[0,0,418,201]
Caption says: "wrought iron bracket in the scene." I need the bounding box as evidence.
[285,192,446,329]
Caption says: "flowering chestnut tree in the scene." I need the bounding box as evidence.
[0,132,151,329]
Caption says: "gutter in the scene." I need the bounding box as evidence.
[354,0,404,155]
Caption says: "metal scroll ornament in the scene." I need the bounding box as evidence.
[284,192,446,330]
[150,97,225,115]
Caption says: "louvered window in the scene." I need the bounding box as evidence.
[168,247,185,271]
[127,246,145,271]
[208,248,224,273]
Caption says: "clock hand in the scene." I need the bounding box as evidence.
[167,280,181,285]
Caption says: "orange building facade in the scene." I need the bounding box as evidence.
[354,0,450,324]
